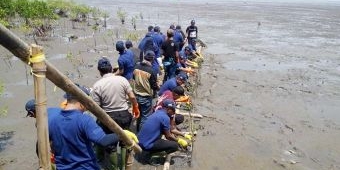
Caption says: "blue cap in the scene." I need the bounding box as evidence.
[116,41,125,52]
[25,99,35,117]
[144,50,155,61]
[98,57,112,70]
[162,99,176,110]
[63,84,90,100]
[177,72,188,81]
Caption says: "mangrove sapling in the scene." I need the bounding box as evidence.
[102,11,109,28]
[91,7,101,26]
[0,106,8,117]
[115,28,119,39]
[117,7,127,25]
[131,16,137,30]
[106,30,115,45]
[92,25,98,48]
[139,12,143,20]
[102,36,109,53]
[0,80,4,96]
[0,80,7,117]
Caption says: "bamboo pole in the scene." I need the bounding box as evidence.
[0,24,142,153]
[31,44,51,170]
[125,149,133,170]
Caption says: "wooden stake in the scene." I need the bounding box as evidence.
[0,24,142,154]
[31,44,51,170]
[125,149,134,170]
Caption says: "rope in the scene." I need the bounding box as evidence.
[126,141,135,150]
[28,46,46,78]
[29,53,45,64]
[35,100,48,107]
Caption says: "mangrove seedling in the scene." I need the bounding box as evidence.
[117,7,127,25]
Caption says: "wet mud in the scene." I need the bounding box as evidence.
[1,0,340,170]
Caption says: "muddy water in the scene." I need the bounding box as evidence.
[1,0,340,169]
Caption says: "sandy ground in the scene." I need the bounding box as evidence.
[1,0,340,170]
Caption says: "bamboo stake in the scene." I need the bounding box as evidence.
[31,44,51,170]
[0,24,142,153]
[125,149,133,170]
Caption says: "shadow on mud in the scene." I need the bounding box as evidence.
[0,131,15,152]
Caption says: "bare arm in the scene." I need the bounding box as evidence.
[114,68,124,76]
[163,130,178,142]
[170,118,185,137]
[127,90,138,107]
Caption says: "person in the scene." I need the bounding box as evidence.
[133,50,159,131]
[125,40,139,65]
[186,20,198,52]
[158,72,187,96]
[25,99,57,170]
[138,99,189,154]
[154,86,185,111]
[179,46,198,68]
[153,86,192,139]
[169,24,175,30]
[174,25,185,51]
[161,29,179,82]
[138,26,157,61]
[114,41,135,82]
[176,53,195,75]
[92,57,139,131]
[153,26,165,47]
[153,26,166,87]
[138,27,160,76]
[47,84,138,170]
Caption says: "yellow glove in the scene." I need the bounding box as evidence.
[184,134,193,141]
[177,138,188,148]
[123,130,139,143]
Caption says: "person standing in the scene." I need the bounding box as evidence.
[133,50,159,131]
[92,57,139,131]
[115,41,135,82]
[153,26,166,87]
[125,40,139,65]
[161,29,179,82]
[91,57,140,168]
[138,99,189,154]
[186,20,198,52]
[138,27,160,78]
[174,25,185,51]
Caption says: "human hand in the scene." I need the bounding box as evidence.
[177,138,188,148]
[132,103,140,118]
[184,134,193,141]
[123,130,139,143]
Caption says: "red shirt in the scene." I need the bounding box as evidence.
[154,90,173,111]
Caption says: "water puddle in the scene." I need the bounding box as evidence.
[224,58,307,71]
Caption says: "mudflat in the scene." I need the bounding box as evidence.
[1,0,340,170]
